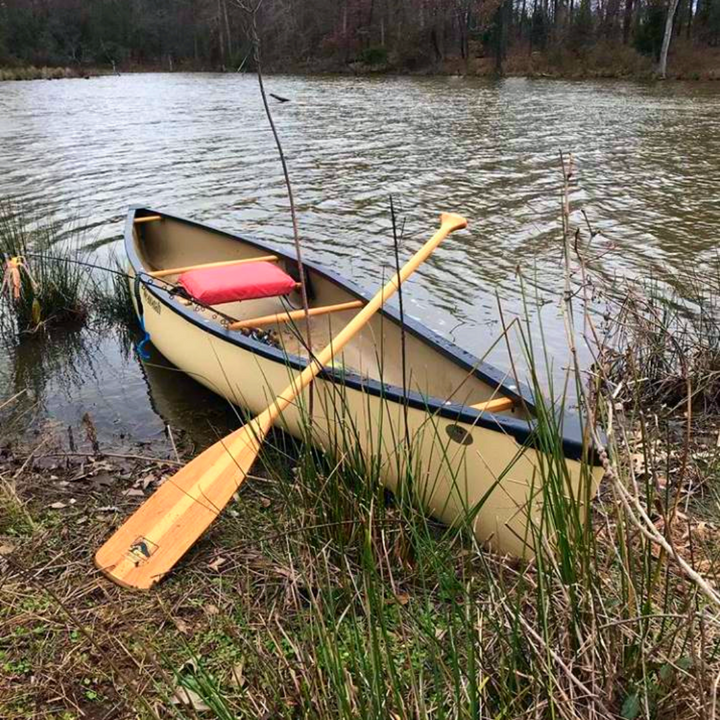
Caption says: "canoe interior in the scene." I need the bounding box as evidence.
[132,213,530,421]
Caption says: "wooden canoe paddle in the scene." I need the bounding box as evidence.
[95,212,468,589]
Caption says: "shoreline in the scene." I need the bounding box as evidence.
[2,55,719,83]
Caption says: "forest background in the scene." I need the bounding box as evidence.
[1,0,719,80]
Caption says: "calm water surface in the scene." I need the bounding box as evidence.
[1,74,718,447]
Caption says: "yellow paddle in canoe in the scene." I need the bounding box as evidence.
[95,212,468,589]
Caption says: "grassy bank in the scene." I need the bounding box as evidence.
[3,41,720,82]
[2,168,720,719]
[0,66,100,82]
[283,40,720,80]
[1,337,719,718]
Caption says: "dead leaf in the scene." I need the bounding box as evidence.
[274,566,299,582]
[49,501,67,509]
[230,662,245,688]
[90,472,115,489]
[631,453,647,475]
[207,557,227,572]
[135,474,156,490]
[395,593,410,606]
[171,686,210,712]
[122,488,145,497]
[204,604,220,617]
[174,618,191,635]
[0,542,16,556]
[170,659,210,712]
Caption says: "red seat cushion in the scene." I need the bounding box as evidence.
[178,262,297,305]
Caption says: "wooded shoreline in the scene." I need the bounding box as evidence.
[2,45,719,83]
[3,0,720,86]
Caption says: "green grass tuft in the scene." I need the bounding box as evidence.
[0,200,91,333]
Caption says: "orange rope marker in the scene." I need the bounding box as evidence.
[2,256,25,300]
[2,256,40,324]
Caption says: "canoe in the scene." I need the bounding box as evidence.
[126,207,603,557]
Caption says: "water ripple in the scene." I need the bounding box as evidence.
[1,73,719,437]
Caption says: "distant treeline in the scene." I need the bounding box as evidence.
[0,0,718,75]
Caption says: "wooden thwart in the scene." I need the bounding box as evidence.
[471,396,514,414]
[229,300,364,330]
[134,215,163,224]
[149,255,280,279]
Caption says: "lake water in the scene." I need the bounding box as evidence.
[1,73,718,449]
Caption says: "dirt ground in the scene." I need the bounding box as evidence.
[0,431,288,719]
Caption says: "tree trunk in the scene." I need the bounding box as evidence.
[604,0,621,38]
[622,0,635,43]
[343,0,349,63]
[658,0,681,78]
[368,0,376,43]
[675,0,685,36]
[217,0,226,67]
[222,0,233,60]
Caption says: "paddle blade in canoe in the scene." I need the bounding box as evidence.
[94,414,272,590]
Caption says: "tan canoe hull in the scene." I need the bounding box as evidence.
[135,279,602,558]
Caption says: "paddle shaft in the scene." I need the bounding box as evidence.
[261,212,468,426]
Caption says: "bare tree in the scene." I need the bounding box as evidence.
[658,0,681,78]
[234,0,314,407]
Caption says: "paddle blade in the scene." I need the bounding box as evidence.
[94,415,271,590]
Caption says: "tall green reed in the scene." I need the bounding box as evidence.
[0,199,91,333]
[167,271,717,718]
[89,250,136,327]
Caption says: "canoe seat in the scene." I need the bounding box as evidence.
[471,396,514,414]
[178,261,298,305]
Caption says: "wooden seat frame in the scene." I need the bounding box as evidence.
[470,396,515,414]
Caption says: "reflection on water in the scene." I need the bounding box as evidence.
[0,321,241,451]
[0,74,718,442]
[139,343,242,450]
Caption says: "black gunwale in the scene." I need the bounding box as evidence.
[125,206,595,463]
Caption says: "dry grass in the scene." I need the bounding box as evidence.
[0,66,82,82]
[441,40,720,80]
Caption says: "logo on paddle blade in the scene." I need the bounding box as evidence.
[127,536,159,565]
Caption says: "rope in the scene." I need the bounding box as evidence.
[15,252,286,354]
[20,250,239,320]
[133,274,151,360]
